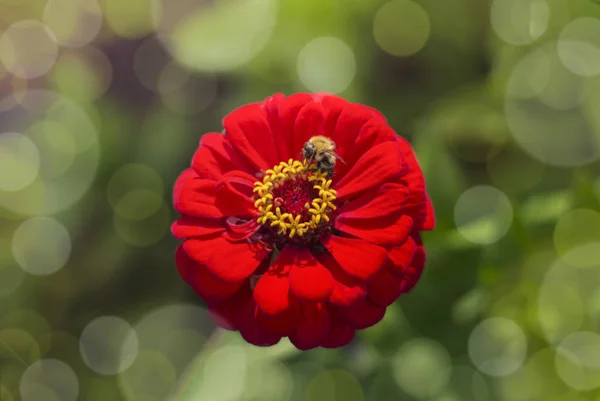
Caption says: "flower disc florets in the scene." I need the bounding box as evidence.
[253,159,337,247]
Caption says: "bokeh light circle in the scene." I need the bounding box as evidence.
[0,385,12,401]
[553,209,600,268]
[43,0,103,48]
[468,317,527,377]
[490,0,549,45]
[391,338,452,397]
[373,0,431,57]
[0,90,100,215]
[305,369,364,401]
[114,189,164,222]
[444,365,492,401]
[537,252,600,344]
[0,328,41,364]
[297,37,356,94]
[118,350,177,401]
[486,145,545,194]
[113,201,171,247]
[160,74,218,116]
[497,348,567,401]
[158,0,278,72]
[0,132,40,191]
[537,261,585,344]
[454,185,513,245]
[247,361,294,401]
[0,309,52,347]
[0,246,25,297]
[19,359,79,401]
[558,18,600,77]
[118,303,213,401]
[196,345,248,401]
[589,287,600,327]
[155,62,190,94]
[107,163,169,246]
[0,75,28,113]
[555,331,600,390]
[505,43,600,167]
[133,37,171,93]
[52,47,113,102]
[79,316,139,375]
[441,102,509,164]
[12,217,71,276]
[107,163,164,209]
[103,0,159,39]
[0,20,58,79]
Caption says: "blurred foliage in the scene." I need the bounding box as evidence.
[2,0,600,400]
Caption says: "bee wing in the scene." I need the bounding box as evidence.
[327,150,346,164]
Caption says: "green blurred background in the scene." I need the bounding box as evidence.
[2,0,600,400]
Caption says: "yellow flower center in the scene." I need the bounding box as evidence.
[253,159,337,242]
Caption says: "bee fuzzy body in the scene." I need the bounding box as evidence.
[301,135,345,178]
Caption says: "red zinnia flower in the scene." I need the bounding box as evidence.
[171,93,435,350]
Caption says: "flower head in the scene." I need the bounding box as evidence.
[171,93,435,350]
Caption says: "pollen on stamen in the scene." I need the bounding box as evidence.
[253,159,337,246]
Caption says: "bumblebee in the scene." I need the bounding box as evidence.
[302,135,346,177]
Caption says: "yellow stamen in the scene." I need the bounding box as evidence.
[253,159,337,239]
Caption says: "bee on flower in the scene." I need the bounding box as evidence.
[302,135,346,178]
[171,93,435,350]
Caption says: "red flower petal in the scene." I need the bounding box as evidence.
[191,133,238,180]
[184,237,268,283]
[289,302,330,350]
[175,245,243,304]
[171,216,225,239]
[292,102,325,159]
[318,253,366,308]
[335,297,386,330]
[215,171,257,217]
[365,105,388,123]
[174,244,194,283]
[208,285,252,330]
[182,235,220,265]
[367,265,404,307]
[348,120,397,162]
[387,235,417,277]
[223,103,281,171]
[319,95,347,139]
[336,213,414,246]
[334,183,413,245]
[334,120,398,181]
[222,217,261,242]
[334,141,407,201]
[173,169,222,218]
[208,241,269,283]
[396,136,430,228]
[237,299,281,347]
[337,183,408,219]
[280,93,314,139]
[321,313,355,348]
[253,247,295,315]
[255,306,297,337]
[328,102,374,171]
[400,241,426,293]
[422,196,436,230]
[262,93,292,161]
[322,235,386,280]
[289,248,333,302]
